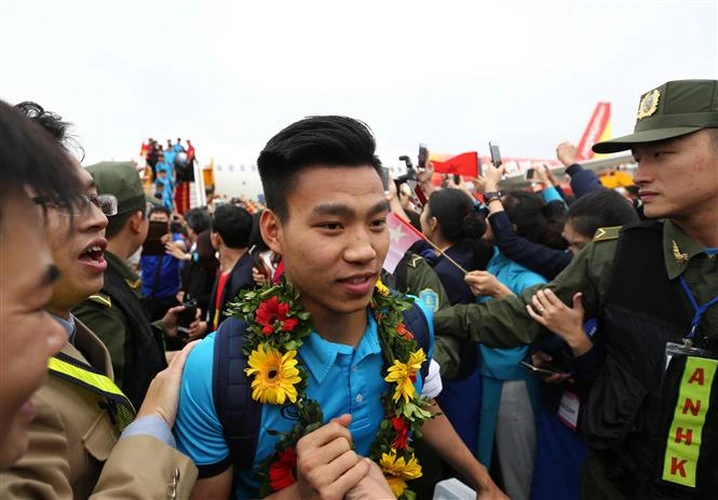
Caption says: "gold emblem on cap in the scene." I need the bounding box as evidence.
[637,89,661,120]
[672,240,688,264]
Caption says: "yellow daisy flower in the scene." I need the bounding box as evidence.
[386,476,407,498]
[380,449,423,497]
[384,348,427,403]
[245,345,301,405]
[375,279,390,297]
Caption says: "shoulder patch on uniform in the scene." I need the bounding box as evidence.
[418,289,439,313]
[593,226,622,242]
[124,278,141,290]
[407,254,423,269]
[87,294,111,308]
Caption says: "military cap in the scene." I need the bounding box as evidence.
[593,79,718,154]
[86,161,157,215]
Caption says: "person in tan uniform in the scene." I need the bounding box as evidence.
[0,100,78,470]
[0,102,198,499]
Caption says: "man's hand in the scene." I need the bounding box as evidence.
[166,241,190,261]
[477,481,510,500]
[137,341,197,427]
[252,266,269,287]
[187,319,208,341]
[483,164,504,192]
[544,164,559,186]
[344,459,394,500]
[465,271,514,299]
[471,177,486,195]
[556,142,577,167]
[531,351,573,385]
[534,164,552,187]
[162,305,186,338]
[295,414,370,500]
[417,160,435,184]
[526,289,592,356]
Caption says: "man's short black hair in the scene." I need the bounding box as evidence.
[185,208,211,234]
[15,101,85,161]
[149,205,171,218]
[568,189,640,238]
[256,116,382,221]
[106,210,144,240]
[211,204,253,249]
[0,100,82,228]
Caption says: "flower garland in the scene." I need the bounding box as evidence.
[228,278,434,499]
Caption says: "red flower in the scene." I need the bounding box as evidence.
[269,447,297,491]
[256,296,299,335]
[391,417,410,450]
[396,323,414,340]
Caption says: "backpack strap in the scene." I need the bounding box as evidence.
[212,303,432,471]
[401,301,432,381]
[212,317,262,472]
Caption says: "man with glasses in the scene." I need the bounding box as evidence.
[0,100,80,470]
[1,102,198,497]
[74,161,194,410]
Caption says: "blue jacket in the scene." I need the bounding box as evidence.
[140,233,184,298]
[566,163,604,199]
[476,248,547,467]
[489,211,572,281]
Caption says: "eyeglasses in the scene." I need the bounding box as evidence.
[33,193,119,217]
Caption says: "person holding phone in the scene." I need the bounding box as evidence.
[140,205,187,321]
[435,80,718,500]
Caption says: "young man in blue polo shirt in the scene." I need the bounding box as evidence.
[174,116,504,499]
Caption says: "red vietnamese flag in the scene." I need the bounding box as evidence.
[384,212,425,274]
[431,152,479,177]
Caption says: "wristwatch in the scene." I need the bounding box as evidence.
[484,191,502,204]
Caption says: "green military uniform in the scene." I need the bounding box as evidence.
[74,251,150,390]
[434,80,718,500]
[74,162,167,410]
[382,251,466,378]
[403,252,451,312]
[434,221,717,350]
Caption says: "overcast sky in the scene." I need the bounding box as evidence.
[2,0,716,166]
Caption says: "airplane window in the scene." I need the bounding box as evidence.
[217,165,223,172]
[240,165,246,172]
[229,165,234,172]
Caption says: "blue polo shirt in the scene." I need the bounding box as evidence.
[174,305,434,499]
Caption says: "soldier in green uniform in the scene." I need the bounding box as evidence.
[433,80,718,499]
[74,162,191,409]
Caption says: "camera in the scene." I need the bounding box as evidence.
[396,155,417,184]
[398,155,414,171]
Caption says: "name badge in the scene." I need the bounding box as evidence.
[557,390,580,431]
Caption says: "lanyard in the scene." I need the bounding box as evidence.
[679,275,718,343]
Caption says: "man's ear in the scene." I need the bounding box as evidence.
[429,216,438,234]
[210,231,222,249]
[129,210,145,234]
[260,209,283,256]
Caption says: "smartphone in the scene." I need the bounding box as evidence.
[519,360,566,378]
[418,143,429,170]
[526,168,535,180]
[453,174,461,185]
[489,142,502,167]
[142,221,169,256]
[380,166,391,194]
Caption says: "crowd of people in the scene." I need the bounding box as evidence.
[141,137,197,213]
[0,78,716,500]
